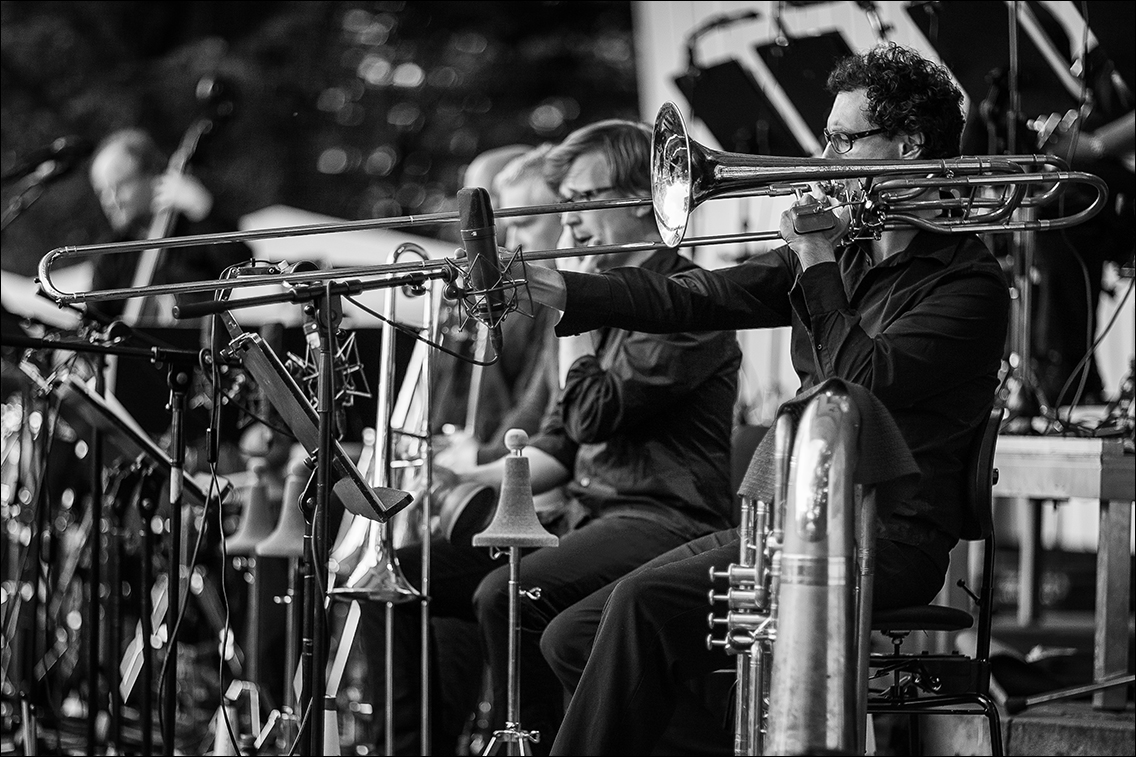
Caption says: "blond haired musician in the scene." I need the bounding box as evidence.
[503,44,1012,755]
[363,124,741,756]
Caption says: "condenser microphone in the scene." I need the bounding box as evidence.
[458,186,505,357]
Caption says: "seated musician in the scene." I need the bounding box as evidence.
[87,127,250,327]
[504,44,1011,755]
[361,120,742,755]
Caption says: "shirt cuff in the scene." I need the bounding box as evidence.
[555,271,613,335]
[795,261,846,316]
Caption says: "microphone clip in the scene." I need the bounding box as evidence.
[445,246,520,334]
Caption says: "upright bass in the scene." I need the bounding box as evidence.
[122,75,236,325]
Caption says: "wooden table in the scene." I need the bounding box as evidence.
[993,435,1135,710]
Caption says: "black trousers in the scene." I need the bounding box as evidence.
[544,530,947,756]
[360,514,699,755]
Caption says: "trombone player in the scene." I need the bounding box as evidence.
[505,44,1013,755]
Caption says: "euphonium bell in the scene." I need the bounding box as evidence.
[256,454,310,559]
[472,430,558,549]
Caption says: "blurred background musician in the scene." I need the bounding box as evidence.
[429,144,532,457]
[434,143,563,471]
[87,127,252,328]
[86,127,253,472]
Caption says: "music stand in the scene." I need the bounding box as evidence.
[754,30,855,142]
[52,374,210,507]
[214,304,413,754]
[1080,1,1134,91]
[905,0,1079,128]
[217,311,411,523]
[11,336,213,755]
[673,59,806,156]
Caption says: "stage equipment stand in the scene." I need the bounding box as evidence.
[1002,3,1052,426]
[4,361,54,756]
[87,351,106,754]
[250,456,309,754]
[0,331,210,756]
[471,430,558,756]
[175,272,438,756]
[211,450,277,754]
[301,286,340,756]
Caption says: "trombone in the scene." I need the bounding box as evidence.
[324,241,435,756]
[36,101,1110,307]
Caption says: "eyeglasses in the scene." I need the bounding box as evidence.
[558,186,615,204]
[822,127,886,154]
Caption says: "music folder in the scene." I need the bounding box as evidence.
[38,368,211,508]
[218,311,413,522]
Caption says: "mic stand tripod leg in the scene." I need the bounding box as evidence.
[481,546,539,757]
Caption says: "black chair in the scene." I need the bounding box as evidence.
[866,407,1006,756]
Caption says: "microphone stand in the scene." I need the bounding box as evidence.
[88,351,106,754]
[303,284,337,756]
[161,354,192,757]
[0,162,57,232]
[173,269,451,756]
[1001,0,1050,427]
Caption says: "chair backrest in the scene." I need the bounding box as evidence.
[961,405,1004,676]
[958,406,1005,542]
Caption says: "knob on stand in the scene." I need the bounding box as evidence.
[472,430,558,755]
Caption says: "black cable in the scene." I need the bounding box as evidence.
[213,460,243,756]
[1051,275,1134,434]
[155,466,225,751]
[345,294,500,367]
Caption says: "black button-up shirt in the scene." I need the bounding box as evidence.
[530,249,742,540]
[557,231,1010,568]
